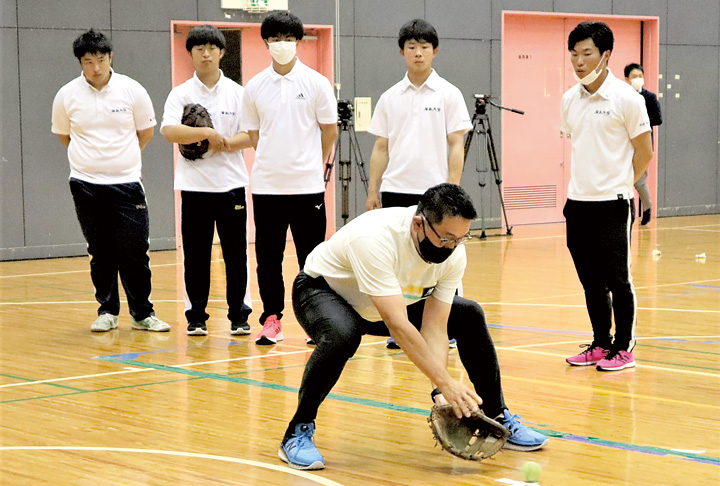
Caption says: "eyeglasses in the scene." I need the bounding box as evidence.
[422,212,473,247]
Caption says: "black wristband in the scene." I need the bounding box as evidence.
[430,387,442,403]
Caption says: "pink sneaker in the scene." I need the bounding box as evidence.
[255,315,284,345]
[566,344,609,366]
[597,350,635,371]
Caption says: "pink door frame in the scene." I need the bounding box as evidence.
[169,20,336,247]
[501,11,660,225]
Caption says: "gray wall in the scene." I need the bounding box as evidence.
[1,0,718,260]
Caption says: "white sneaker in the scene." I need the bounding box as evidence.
[91,314,118,332]
[131,315,171,332]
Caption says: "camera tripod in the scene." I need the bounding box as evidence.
[463,94,524,239]
[324,100,369,225]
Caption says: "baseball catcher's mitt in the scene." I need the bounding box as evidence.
[179,103,214,160]
[428,404,510,461]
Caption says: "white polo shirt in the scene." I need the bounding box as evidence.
[560,69,650,201]
[240,59,337,195]
[368,69,472,194]
[51,69,156,184]
[161,71,248,192]
[304,206,465,322]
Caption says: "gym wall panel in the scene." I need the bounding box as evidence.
[19,28,88,252]
[111,0,198,31]
[553,0,613,16]
[661,45,719,214]
[613,0,668,45]
[0,27,23,250]
[112,30,176,248]
[196,0,270,23]
[18,0,110,30]
[0,0,16,27]
[354,0,424,38]
[285,0,336,27]
[668,0,720,46]
[490,0,554,40]
[426,0,491,41]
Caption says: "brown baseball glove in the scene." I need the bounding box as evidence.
[428,404,510,460]
[179,103,214,160]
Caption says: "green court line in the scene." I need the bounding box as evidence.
[0,372,86,392]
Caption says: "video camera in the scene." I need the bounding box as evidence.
[337,99,354,122]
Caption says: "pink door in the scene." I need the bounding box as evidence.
[501,12,658,225]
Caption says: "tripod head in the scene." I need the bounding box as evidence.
[473,94,525,116]
[337,99,354,128]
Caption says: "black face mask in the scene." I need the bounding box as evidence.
[417,233,455,264]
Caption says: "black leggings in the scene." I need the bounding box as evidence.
[286,272,506,437]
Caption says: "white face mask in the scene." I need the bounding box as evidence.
[268,41,297,65]
[630,77,644,91]
[574,52,608,85]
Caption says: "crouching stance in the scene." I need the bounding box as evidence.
[280,183,548,469]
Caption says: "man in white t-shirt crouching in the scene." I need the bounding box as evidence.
[278,184,548,470]
[52,29,170,333]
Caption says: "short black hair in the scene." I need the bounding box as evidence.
[624,63,644,78]
[417,183,477,224]
[261,11,304,41]
[73,29,112,61]
[186,24,226,52]
[567,21,614,54]
[398,19,439,49]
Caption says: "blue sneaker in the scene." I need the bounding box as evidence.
[386,337,401,349]
[278,423,325,470]
[449,338,457,348]
[499,410,548,451]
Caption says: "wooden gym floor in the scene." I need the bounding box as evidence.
[0,214,718,485]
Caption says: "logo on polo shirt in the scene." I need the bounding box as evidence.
[111,108,129,113]
[423,106,441,112]
[220,110,236,116]
[296,92,306,100]
[594,109,610,116]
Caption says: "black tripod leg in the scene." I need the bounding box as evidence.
[485,124,513,235]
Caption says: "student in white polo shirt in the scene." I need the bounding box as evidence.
[51,29,170,333]
[161,25,254,337]
[366,18,472,349]
[561,21,653,371]
[241,12,338,345]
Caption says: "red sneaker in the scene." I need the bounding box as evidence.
[597,350,635,371]
[566,344,609,366]
[255,315,283,345]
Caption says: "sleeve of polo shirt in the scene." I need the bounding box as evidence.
[445,88,472,134]
[132,83,157,130]
[560,94,571,134]
[51,88,70,135]
[623,92,651,139]
[160,88,183,130]
[346,236,402,297]
[367,94,388,138]
[240,85,260,132]
[314,78,338,125]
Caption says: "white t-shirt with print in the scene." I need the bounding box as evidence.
[303,206,466,321]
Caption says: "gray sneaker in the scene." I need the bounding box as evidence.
[91,314,118,332]
[131,315,171,332]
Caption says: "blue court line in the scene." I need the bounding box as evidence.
[97,356,718,467]
[101,342,242,360]
[688,284,720,290]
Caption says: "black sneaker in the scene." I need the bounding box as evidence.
[230,321,251,335]
[641,208,652,226]
[187,322,208,336]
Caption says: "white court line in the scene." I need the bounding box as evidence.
[0,446,344,485]
[481,302,720,314]
[0,341,386,390]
